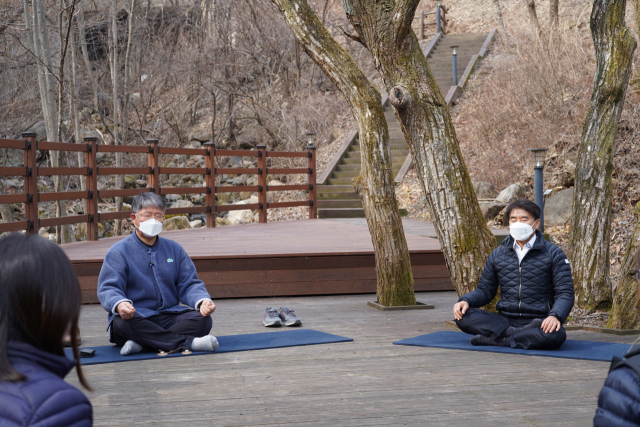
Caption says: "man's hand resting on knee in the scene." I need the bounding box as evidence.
[453,301,469,320]
[117,301,136,320]
[200,299,216,317]
[541,316,561,333]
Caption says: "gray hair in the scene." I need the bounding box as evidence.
[131,192,167,213]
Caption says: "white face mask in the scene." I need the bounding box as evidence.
[136,216,163,238]
[510,221,535,242]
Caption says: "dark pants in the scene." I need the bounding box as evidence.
[111,311,213,352]
[455,308,566,350]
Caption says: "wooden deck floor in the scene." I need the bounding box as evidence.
[61,219,453,303]
[69,292,635,426]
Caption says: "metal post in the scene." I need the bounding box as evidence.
[451,46,458,86]
[21,132,38,235]
[147,139,160,194]
[203,142,216,228]
[436,1,442,33]
[257,145,267,223]
[534,166,544,233]
[84,137,99,241]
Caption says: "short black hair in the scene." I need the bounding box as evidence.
[0,234,90,390]
[505,199,541,221]
[132,192,167,213]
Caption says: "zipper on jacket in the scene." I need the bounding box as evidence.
[518,265,522,316]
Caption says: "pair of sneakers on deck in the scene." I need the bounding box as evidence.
[264,307,301,327]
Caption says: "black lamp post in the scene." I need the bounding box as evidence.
[450,45,459,86]
[305,132,316,149]
[528,148,548,233]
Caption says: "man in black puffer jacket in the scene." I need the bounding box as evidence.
[453,199,574,350]
[593,248,640,426]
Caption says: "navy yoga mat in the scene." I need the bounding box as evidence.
[393,331,634,362]
[67,329,353,365]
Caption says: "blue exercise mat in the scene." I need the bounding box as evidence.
[393,331,634,362]
[67,329,353,365]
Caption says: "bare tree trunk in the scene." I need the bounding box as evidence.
[69,9,86,216]
[569,0,636,310]
[269,0,415,306]
[493,0,505,30]
[550,0,559,29]
[111,0,122,236]
[342,0,496,297]
[525,0,541,32]
[608,203,640,329]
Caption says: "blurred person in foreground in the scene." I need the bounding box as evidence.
[594,248,640,426]
[453,199,574,350]
[0,234,92,426]
[98,192,218,356]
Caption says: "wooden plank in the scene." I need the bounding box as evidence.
[215,149,259,157]
[0,194,27,203]
[97,145,150,154]
[0,220,29,233]
[0,139,26,149]
[267,152,308,158]
[39,214,89,228]
[37,141,88,152]
[98,188,150,198]
[160,187,207,195]
[158,147,207,155]
[39,191,88,202]
[267,168,310,175]
[99,211,132,221]
[159,167,206,175]
[38,167,88,176]
[215,168,259,175]
[0,166,27,176]
[97,167,149,175]
[164,206,207,215]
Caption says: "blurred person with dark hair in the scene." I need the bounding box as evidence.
[0,234,92,426]
[453,199,574,350]
[593,249,640,426]
[98,192,218,356]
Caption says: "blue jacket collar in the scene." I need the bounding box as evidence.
[7,341,75,379]
[131,230,161,250]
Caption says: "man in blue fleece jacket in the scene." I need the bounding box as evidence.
[98,192,218,356]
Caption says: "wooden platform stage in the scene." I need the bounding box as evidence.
[61,219,453,303]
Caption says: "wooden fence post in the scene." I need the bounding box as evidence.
[21,132,38,234]
[308,145,317,219]
[257,145,267,223]
[84,137,99,241]
[203,142,216,228]
[147,139,160,194]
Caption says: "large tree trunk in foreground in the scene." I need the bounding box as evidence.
[569,0,636,310]
[270,0,415,306]
[608,203,640,329]
[343,0,496,297]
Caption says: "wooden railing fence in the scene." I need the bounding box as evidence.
[0,133,317,240]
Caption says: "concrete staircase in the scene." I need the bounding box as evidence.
[317,32,493,219]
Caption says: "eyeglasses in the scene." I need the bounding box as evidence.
[137,212,164,222]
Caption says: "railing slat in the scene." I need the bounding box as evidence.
[160,187,207,195]
[0,220,29,233]
[159,167,207,175]
[215,149,259,157]
[97,167,150,175]
[39,191,88,202]
[267,168,310,175]
[267,184,309,192]
[38,167,88,176]
[98,188,151,198]
[164,206,208,215]
[158,147,208,155]
[0,194,27,203]
[97,145,150,153]
[215,185,260,193]
[0,139,27,149]
[99,211,132,221]
[37,141,88,153]
[266,152,308,158]
[0,167,27,177]
[268,201,311,209]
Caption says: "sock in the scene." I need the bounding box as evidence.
[120,340,143,356]
[190,335,219,352]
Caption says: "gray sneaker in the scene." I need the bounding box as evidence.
[278,307,302,326]
[263,307,282,327]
